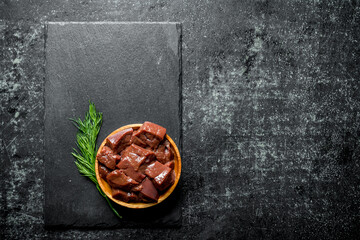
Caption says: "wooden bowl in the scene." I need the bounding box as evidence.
[95,123,181,209]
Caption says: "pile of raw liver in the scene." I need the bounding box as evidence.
[97,121,176,203]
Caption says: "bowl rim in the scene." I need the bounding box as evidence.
[95,123,182,209]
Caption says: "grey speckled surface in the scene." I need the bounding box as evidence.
[1,0,360,239]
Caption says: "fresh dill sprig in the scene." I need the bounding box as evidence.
[70,101,122,219]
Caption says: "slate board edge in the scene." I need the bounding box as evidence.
[43,22,183,228]
[177,23,183,154]
[43,22,50,227]
[46,21,182,25]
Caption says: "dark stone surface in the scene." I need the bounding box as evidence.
[44,22,181,228]
[1,0,360,239]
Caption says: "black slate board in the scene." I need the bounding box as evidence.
[44,22,182,228]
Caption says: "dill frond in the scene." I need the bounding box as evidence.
[71,101,122,219]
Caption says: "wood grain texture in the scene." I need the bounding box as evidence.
[96,124,181,209]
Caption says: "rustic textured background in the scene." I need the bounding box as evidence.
[1,0,360,239]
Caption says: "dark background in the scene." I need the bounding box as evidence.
[1,0,360,239]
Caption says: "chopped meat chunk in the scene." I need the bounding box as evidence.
[166,171,176,189]
[133,121,166,149]
[145,161,173,191]
[121,144,155,171]
[164,161,175,170]
[153,168,172,191]
[98,122,177,203]
[131,130,147,148]
[141,121,166,139]
[139,178,159,202]
[117,158,146,182]
[129,192,139,202]
[145,161,171,179]
[106,169,138,190]
[98,164,110,179]
[138,159,155,174]
[131,184,143,192]
[112,188,139,202]
[96,146,121,170]
[155,139,174,164]
[130,143,155,157]
[106,128,133,153]
[112,188,128,201]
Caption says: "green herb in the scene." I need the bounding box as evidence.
[70,101,122,219]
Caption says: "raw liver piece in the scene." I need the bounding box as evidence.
[145,161,174,191]
[98,164,110,179]
[128,192,139,202]
[112,188,129,202]
[106,128,133,153]
[164,161,175,170]
[132,184,143,192]
[153,168,172,191]
[134,121,166,149]
[121,152,145,171]
[121,144,155,171]
[131,130,147,148]
[96,146,121,170]
[139,178,159,202]
[117,158,146,182]
[138,159,156,174]
[166,171,176,188]
[145,161,171,179]
[155,139,174,164]
[106,169,138,190]
[112,188,138,202]
[130,143,155,158]
[142,121,166,139]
